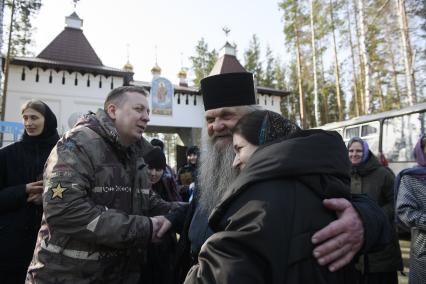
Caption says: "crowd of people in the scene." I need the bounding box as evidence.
[0,71,423,283]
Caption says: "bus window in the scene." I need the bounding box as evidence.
[360,122,380,154]
[361,124,378,136]
[382,112,426,163]
[345,126,359,140]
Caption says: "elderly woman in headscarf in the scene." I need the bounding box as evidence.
[184,110,356,284]
[348,137,402,284]
[0,100,59,284]
[396,135,426,284]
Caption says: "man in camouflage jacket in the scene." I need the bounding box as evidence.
[26,86,185,284]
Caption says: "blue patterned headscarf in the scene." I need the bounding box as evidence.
[348,137,370,164]
[413,135,426,167]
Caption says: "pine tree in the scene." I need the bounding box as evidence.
[345,0,361,117]
[5,0,42,56]
[244,34,264,84]
[279,0,309,128]
[358,0,373,113]
[328,0,344,120]
[259,45,275,87]
[189,38,218,86]
[396,0,417,105]
[309,0,320,126]
[286,61,300,124]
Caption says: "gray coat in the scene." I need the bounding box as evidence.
[396,174,426,284]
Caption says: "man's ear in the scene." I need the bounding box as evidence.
[106,103,117,119]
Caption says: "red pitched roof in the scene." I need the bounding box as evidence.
[37,27,103,66]
[209,54,246,76]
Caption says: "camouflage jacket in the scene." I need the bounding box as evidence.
[27,110,183,284]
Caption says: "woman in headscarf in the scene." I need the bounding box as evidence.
[142,147,181,284]
[184,110,356,284]
[0,100,59,284]
[396,135,426,284]
[348,137,402,284]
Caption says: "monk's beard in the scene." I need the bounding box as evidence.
[197,128,238,215]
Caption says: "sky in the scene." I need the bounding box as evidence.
[29,0,288,85]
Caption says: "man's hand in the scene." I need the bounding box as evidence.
[26,180,43,195]
[27,193,42,205]
[156,216,172,238]
[150,216,161,242]
[311,198,364,272]
[150,216,172,242]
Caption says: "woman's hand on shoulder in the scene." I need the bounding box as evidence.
[26,180,43,195]
[27,193,43,205]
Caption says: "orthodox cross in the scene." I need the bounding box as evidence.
[154,45,158,65]
[180,52,184,68]
[222,26,230,39]
[72,0,79,9]
[126,43,130,63]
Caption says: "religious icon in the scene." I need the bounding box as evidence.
[151,77,173,115]
[157,81,167,103]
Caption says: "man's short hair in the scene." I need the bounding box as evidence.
[104,86,149,110]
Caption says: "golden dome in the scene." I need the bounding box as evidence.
[177,68,187,78]
[151,64,162,74]
[123,62,133,72]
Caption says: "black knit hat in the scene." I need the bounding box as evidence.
[150,138,164,151]
[200,72,256,111]
[144,147,166,170]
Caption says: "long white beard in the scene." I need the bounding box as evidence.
[197,127,238,215]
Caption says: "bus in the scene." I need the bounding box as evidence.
[318,102,426,175]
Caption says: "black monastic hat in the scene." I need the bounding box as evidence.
[200,72,256,111]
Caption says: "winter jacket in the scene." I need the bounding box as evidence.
[396,174,426,284]
[27,110,184,284]
[0,103,59,281]
[184,129,356,284]
[350,152,403,273]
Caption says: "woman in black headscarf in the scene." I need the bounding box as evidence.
[0,100,59,284]
[142,147,181,284]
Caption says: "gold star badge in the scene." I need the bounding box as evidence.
[51,183,67,199]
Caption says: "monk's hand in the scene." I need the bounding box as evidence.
[311,198,363,272]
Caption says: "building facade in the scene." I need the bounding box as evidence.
[1,12,289,151]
